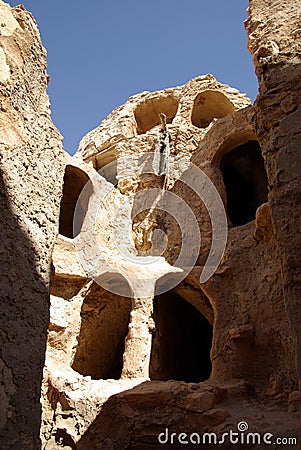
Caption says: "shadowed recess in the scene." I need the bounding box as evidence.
[59,165,91,238]
[220,140,268,226]
[149,291,213,383]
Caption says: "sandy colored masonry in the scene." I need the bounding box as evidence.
[0,0,301,449]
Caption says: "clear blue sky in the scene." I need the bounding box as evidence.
[8,0,258,155]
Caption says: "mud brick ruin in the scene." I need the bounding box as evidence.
[0,0,301,449]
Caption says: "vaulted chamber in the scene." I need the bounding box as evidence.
[191,90,235,128]
[134,96,179,134]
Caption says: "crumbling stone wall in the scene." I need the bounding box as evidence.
[0,0,301,448]
[245,0,301,390]
[0,1,66,448]
[41,72,299,448]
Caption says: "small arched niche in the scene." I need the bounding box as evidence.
[220,140,268,227]
[59,165,91,239]
[95,148,118,187]
[72,282,132,380]
[191,90,235,128]
[134,96,179,134]
[149,290,213,383]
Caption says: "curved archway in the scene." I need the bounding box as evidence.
[149,289,213,383]
[134,96,179,134]
[72,281,132,380]
[59,165,91,239]
[212,129,257,166]
[191,90,235,128]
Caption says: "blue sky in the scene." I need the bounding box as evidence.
[8,1,258,155]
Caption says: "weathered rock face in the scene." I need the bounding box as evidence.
[42,71,299,446]
[1,0,301,448]
[78,76,250,266]
[0,1,66,448]
[245,0,301,390]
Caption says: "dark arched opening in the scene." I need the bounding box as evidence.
[72,283,132,380]
[220,140,268,226]
[149,291,213,383]
[59,165,91,238]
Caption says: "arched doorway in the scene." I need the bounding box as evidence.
[149,290,213,383]
[220,140,268,226]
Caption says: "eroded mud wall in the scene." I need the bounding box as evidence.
[0,1,66,448]
[245,0,301,388]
